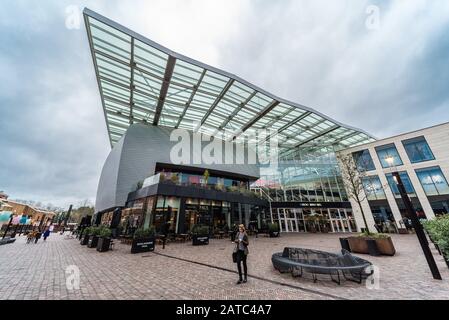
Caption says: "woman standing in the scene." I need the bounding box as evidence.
[234,224,249,284]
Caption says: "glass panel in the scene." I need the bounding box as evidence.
[375,143,403,168]
[415,167,449,195]
[385,172,416,198]
[352,149,375,171]
[362,175,386,200]
[402,136,435,163]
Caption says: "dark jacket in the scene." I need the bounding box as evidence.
[234,232,249,255]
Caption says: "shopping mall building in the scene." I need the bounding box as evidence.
[84,8,449,235]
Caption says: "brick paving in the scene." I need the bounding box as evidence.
[0,232,448,300]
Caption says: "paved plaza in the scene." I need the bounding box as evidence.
[1,232,449,300]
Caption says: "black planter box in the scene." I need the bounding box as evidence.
[339,237,351,252]
[80,234,90,245]
[87,235,99,248]
[269,231,280,238]
[367,239,380,256]
[192,235,209,245]
[97,237,111,252]
[131,237,155,254]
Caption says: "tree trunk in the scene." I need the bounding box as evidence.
[356,198,370,235]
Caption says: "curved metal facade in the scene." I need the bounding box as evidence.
[95,124,260,213]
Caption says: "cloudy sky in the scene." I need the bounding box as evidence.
[1,0,448,209]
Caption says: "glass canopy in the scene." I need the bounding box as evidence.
[83,8,376,152]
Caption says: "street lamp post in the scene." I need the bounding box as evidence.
[385,156,442,280]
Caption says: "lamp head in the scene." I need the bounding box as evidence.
[385,156,394,166]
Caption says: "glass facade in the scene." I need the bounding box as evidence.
[254,145,349,202]
[415,167,449,196]
[352,149,375,171]
[362,175,386,200]
[402,136,435,163]
[385,172,416,198]
[375,143,403,168]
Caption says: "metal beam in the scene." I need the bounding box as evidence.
[152,55,176,125]
[258,111,312,145]
[129,37,135,124]
[175,69,206,129]
[212,90,257,136]
[231,100,280,140]
[195,79,234,131]
[84,14,114,148]
[291,125,341,149]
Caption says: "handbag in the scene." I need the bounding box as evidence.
[232,244,238,263]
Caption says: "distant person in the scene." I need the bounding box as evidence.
[233,224,249,284]
[26,231,35,244]
[34,231,42,244]
[43,228,51,241]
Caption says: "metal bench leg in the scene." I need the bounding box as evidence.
[330,271,341,285]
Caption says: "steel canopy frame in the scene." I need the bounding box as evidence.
[83,8,376,151]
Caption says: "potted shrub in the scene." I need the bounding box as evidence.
[191,224,210,245]
[96,226,112,252]
[268,222,280,237]
[131,227,155,254]
[423,216,449,269]
[80,227,91,245]
[87,226,100,248]
[347,232,396,256]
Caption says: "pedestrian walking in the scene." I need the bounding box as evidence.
[233,224,249,284]
[43,228,51,241]
[34,231,42,244]
[26,230,35,244]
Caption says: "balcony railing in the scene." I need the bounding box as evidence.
[138,173,263,199]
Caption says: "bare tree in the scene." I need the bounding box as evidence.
[337,153,371,234]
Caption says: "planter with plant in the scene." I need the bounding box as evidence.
[96,226,112,252]
[131,227,155,254]
[191,224,210,245]
[268,222,280,237]
[87,226,100,248]
[80,227,91,245]
[423,216,449,269]
[347,232,396,256]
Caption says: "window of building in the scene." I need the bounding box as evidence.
[362,175,386,200]
[415,167,449,196]
[375,143,403,168]
[385,172,416,198]
[352,149,376,171]
[429,200,449,216]
[402,136,435,163]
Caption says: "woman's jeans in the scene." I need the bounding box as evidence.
[236,250,247,280]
